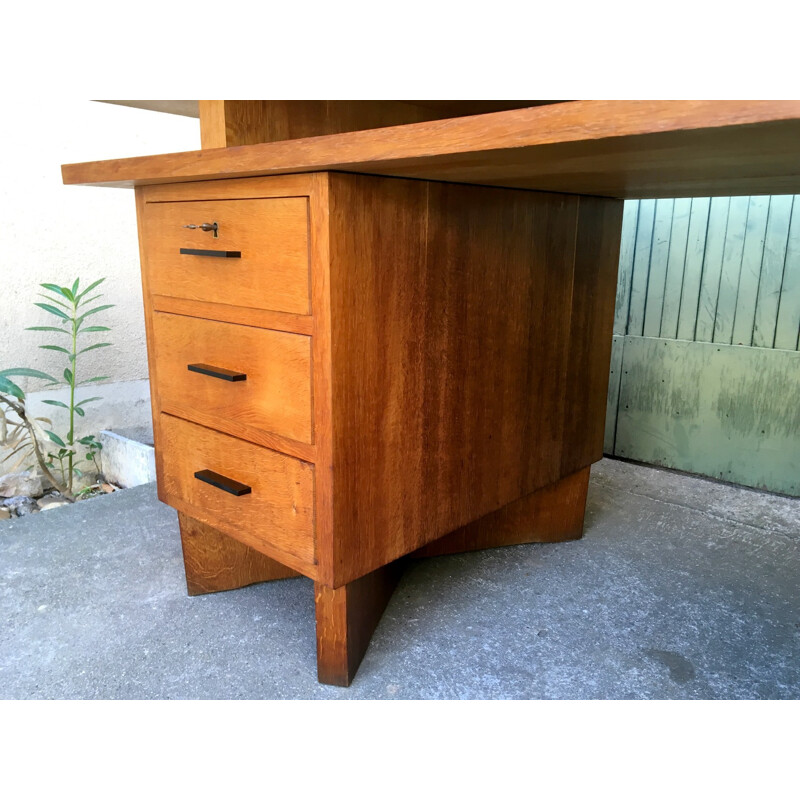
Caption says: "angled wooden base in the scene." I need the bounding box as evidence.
[314,561,406,687]
[178,512,300,596]
[177,466,589,685]
[411,467,590,558]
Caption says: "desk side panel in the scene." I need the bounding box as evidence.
[561,196,625,475]
[328,174,597,585]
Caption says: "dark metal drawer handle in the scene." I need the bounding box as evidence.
[194,469,251,496]
[180,248,241,258]
[188,363,247,382]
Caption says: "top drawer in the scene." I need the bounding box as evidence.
[141,197,310,315]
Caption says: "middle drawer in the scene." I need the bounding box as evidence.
[151,312,313,445]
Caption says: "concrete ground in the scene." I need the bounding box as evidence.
[1,459,798,699]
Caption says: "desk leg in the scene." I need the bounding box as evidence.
[315,561,405,686]
[178,512,300,596]
[411,467,590,558]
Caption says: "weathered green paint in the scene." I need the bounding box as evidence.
[754,196,794,348]
[660,198,691,339]
[731,195,769,346]
[613,202,639,336]
[643,199,673,338]
[676,197,711,342]
[714,196,749,344]
[775,198,800,351]
[613,337,800,496]
[606,194,800,494]
[627,199,656,337]
[695,197,730,342]
[604,335,624,454]
[616,195,800,352]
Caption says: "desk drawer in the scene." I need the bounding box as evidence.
[159,414,315,564]
[152,312,313,444]
[142,196,310,315]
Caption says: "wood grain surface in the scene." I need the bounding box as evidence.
[151,311,314,445]
[411,467,590,557]
[314,560,405,686]
[560,196,625,475]
[179,512,300,595]
[197,100,555,147]
[323,174,620,586]
[141,195,311,315]
[158,414,316,566]
[151,295,314,336]
[63,101,800,198]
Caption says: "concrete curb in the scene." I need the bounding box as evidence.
[98,428,156,488]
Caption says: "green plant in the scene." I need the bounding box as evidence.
[0,278,113,498]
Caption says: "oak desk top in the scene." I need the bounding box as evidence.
[62,100,800,198]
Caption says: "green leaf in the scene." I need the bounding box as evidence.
[46,430,66,447]
[78,294,103,307]
[0,376,24,399]
[75,396,102,408]
[78,435,96,445]
[77,305,114,327]
[74,406,85,417]
[79,326,110,333]
[71,278,80,296]
[75,278,105,301]
[80,376,109,384]
[41,400,70,409]
[79,342,112,355]
[40,283,74,302]
[86,453,94,460]
[26,326,70,335]
[37,293,70,309]
[72,467,83,478]
[35,302,70,321]
[39,345,72,355]
[0,377,24,400]
[0,367,58,382]
[64,368,74,385]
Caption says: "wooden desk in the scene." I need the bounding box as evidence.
[62,100,800,685]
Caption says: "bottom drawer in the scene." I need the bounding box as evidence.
[158,414,315,564]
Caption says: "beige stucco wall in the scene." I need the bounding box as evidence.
[0,101,198,469]
[1,100,198,390]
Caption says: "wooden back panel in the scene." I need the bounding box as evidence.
[198,100,553,148]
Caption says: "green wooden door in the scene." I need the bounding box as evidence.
[605,195,800,496]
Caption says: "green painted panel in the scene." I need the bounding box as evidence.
[695,197,731,342]
[731,195,770,346]
[676,197,711,341]
[614,202,640,336]
[714,196,749,344]
[604,335,624,454]
[772,196,800,351]
[642,199,674,338]
[753,196,793,347]
[627,199,656,337]
[660,198,691,339]
[614,337,800,496]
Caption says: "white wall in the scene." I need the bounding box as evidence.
[0,101,198,466]
[1,100,198,388]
